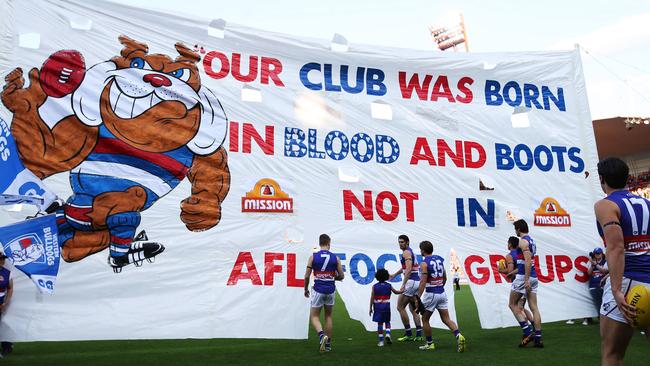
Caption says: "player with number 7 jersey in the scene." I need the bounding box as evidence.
[304,234,344,353]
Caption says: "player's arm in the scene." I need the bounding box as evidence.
[401,250,412,290]
[304,256,313,298]
[587,262,595,276]
[594,199,635,320]
[369,286,374,315]
[417,262,428,298]
[1,279,12,313]
[505,254,517,277]
[391,285,404,295]
[499,254,512,274]
[334,258,344,281]
[442,269,447,287]
[389,268,403,280]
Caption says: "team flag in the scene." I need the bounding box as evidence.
[0,214,60,294]
[0,116,57,211]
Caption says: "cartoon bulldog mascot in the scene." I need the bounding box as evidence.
[1,35,231,272]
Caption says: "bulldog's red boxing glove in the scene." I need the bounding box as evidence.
[39,50,86,98]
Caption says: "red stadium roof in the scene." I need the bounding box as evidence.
[593,117,650,159]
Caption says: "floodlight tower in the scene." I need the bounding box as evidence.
[429,12,469,52]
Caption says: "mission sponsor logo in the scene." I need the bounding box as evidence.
[534,197,571,227]
[241,178,293,213]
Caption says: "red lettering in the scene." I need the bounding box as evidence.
[229,121,239,152]
[231,53,258,83]
[410,137,437,165]
[456,77,474,103]
[430,75,455,103]
[203,51,230,79]
[489,254,509,283]
[343,190,373,220]
[286,253,304,287]
[375,191,399,221]
[264,252,284,286]
[573,256,590,283]
[398,72,432,100]
[400,192,419,222]
[555,255,573,282]
[260,57,285,86]
[227,252,262,286]
[464,255,490,285]
[437,139,464,168]
[463,141,486,168]
[242,123,274,155]
[536,255,555,283]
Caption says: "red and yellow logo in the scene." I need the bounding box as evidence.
[241,179,293,213]
[534,197,571,227]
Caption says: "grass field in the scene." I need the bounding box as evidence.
[2,286,647,366]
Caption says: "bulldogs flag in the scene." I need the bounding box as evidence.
[0,116,57,210]
[0,214,60,294]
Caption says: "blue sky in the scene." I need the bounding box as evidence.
[119,0,650,119]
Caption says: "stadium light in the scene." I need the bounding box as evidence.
[428,12,469,52]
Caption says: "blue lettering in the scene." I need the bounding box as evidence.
[324,130,349,161]
[366,68,386,96]
[513,144,533,171]
[340,65,364,94]
[308,129,326,159]
[375,135,399,164]
[350,253,375,285]
[551,146,567,172]
[299,62,322,91]
[485,80,503,106]
[568,147,584,173]
[534,145,553,172]
[350,133,374,163]
[495,143,514,170]
[283,128,307,157]
[542,86,566,111]
[324,64,341,92]
[523,84,543,109]
[503,81,522,107]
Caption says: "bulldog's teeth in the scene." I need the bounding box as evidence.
[114,93,135,119]
[151,94,163,107]
[131,95,151,118]
[110,83,121,111]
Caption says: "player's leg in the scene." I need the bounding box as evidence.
[526,289,543,347]
[438,295,465,353]
[396,294,413,341]
[323,294,334,351]
[418,311,435,350]
[600,316,634,366]
[310,306,323,334]
[509,290,533,345]
[377,322,385,346]
[385,321,392,344]
[408,297,423,340]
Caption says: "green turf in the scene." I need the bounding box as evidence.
[1,286,647,365]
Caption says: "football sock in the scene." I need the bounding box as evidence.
[378,323,384,341]
[405,326,412,337]
[318,331,324,340]
[426,336,433,344]
[453,329,460,338]
[416,325,422,337]
[534,330,542,340]
[519,321,532,336]
[385,322,391,336]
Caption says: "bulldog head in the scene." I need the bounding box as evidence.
[71,35,227,155]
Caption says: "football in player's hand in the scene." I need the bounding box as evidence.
[626,285,650,328]
[497,259,506,271]
[39,50,85,98]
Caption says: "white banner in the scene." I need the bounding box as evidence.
[0,0,601,340]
